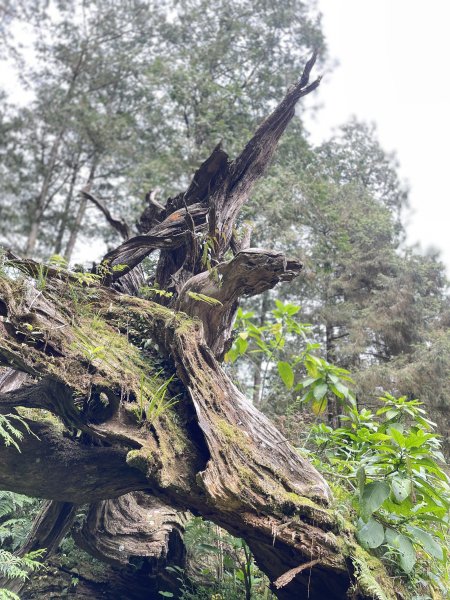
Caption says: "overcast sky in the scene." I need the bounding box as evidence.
[304,0,450,268]
[4,1,450,268]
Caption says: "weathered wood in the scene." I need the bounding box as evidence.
[73,493,187,569]
[0,56,394,599]
[176,248,303,358]
[0,274,386,599]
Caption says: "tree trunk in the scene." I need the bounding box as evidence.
[252,292,270,407]
[326,322,340,428]
[25,48,86,257]
[54,153,82,255]
[0,56,397,600]
[64,159,98,262]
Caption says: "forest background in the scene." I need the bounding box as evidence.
[0,1,449,599]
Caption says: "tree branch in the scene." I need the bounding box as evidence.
[80,189,131,240]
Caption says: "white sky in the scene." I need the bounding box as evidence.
[304,0,450,269]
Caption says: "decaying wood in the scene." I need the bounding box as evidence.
[0,275,387,599]
[73,493,187,569]
[176,249,303,358]
[0,55,394,600]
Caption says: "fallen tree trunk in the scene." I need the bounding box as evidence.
[0,55,396,599]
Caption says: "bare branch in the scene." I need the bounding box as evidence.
[80,189,131,240]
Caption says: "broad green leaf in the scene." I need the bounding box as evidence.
[235,337,248,355]
[366,433,391,442]
[334,382,349,397]
[300,377,318,388]
[390,477,412,503]
[360,481,390,521]
[382,497,414,516]
[311,397,328,415]
[396,535,416,573]
[313,382,328,401]
[285,304,300,316]
[384,529,416,573]
[224,348,239,363]
[404,432,433,449]
[329,384,344,399]
[277,361,294,389]
[406,525,443,561]
[389,428,406,448]
[356,517,384,549]
[414,477,450,507]
[411,458,448,480]
[384,409,399,420]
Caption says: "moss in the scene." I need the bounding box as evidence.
[126,449,156,475]
[341,541,401,600]
[15,407,65,433]
[282,491,322,508]
[216,418,252,454]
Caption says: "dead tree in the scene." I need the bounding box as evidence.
[0,55,396,599]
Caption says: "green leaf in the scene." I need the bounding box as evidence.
[382,497,414,517]
[411,458,448,480]
[334,382,349,398]
[313,382,328,401]
[390,477,412,503]
[389,428,406,448]
[406,525,443,561]
[158,592,174,598]
[235,337,248,355]
[356,517,385,549]
[300,376,318,388]
[277,361,294,389]
[385,531,416,573]
[360,481,390,521]
[356,467,366,497]
[311,397,328,415]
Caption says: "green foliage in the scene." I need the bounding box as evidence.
[133,372,179,424]
[309,395,450,593]
[226,301,354,416]
[230,301,450,596]
[160,518,273,600]
[0,492,43,598]
[0,492,38,551]
[351,556,389,600]
[0,414,38,452]
[0,549,44,581]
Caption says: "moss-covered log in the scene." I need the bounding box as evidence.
[0,55,398,599]
[0,273,396,599]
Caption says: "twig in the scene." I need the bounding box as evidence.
[273,559,320,589]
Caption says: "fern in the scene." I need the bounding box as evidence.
[351,556,388,600]
[0,492,34,520]
[0,589,21,600]
[0,549,43,581]
[0,414,38,452]
[186,292,223,306]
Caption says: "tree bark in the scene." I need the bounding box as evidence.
[0,56,396,600]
